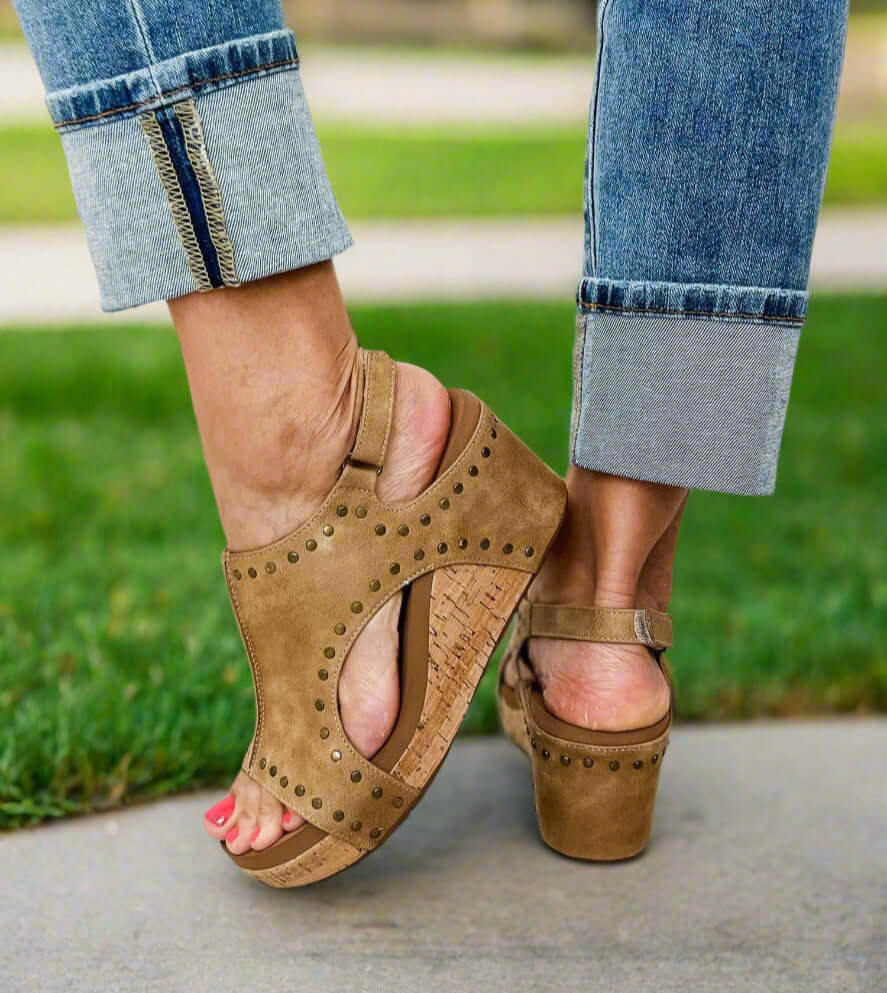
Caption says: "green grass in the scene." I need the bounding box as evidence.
[2,122,886,225]
[1,296,886,827]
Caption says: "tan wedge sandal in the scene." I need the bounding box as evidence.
[220,350,566,887]
[498,601,673,860]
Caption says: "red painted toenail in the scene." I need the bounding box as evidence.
[205,795,235,827]
[225,826,239,843]
[282,811,291,825]
[250,825,261,843]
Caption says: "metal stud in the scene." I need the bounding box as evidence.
[398,524,410,536]
[259,758,267,769]
[336,505,348,517]
[583,757,594,768]
[393,797,404,809]
[306,539,317,551]
[350,771,362,783]
[265,562,276,574]
[322,524,334,537]
[355,506,367,518]
[287,552,299,564]
[318,668,329,681]
[279,776,288,788]
[437,542,448,554]
[652,753,659,764]
[232,569,242,581]
[453,482,464,494]
[311,797,322,809]
[420,514,431,526]
[315,699,325,711]
[458,538,468,550]
[561,755,571,766]
[248,567,257,578]
[390,563,400,575]
[468,465,479,476]
[633,760,643,769]
[414,549,425,560]
[370,827,382,839]
[609,760,620,771]
[480,538,490,550]
[333,810,345,822]
[481,447,491,458]
[370,579,381,591]
[351,601,363,613]
[491,428,498,439]
[372,787,383,799]
[320,727,330,739]
[524,546,535,557]
[531,738,537,750]
[269,766,277,777]
[503,543,514,554]
[331,750,342,762]
[439,498,450,510]
[334,623,346,635]
[541,749,551,760]
[295,784,305,796]
[324,646,335,659]
[350,820,362,832]
[375,524,386,536]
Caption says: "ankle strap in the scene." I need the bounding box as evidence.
[521,602,673,651]
[342,350,396,490]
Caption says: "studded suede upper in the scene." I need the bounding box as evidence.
[223,351,566,851]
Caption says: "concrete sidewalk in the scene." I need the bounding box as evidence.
[2,210,885,327]
[2,722,885,993]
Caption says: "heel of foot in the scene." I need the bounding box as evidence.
[532,639,670,731]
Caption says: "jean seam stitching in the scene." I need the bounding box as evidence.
[579,301,805,324]
[125,0,162,96]
[588,0,614,276]
[54,56,299,128]
[173,100,239,287]
[138,110,211,291]
[569,311,588,462]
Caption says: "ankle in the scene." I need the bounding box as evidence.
[210,339,362,549]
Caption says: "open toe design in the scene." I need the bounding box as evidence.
[220,350,567,887]
[499,602,673,861]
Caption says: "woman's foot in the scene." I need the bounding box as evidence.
[514,468,687,731]
[167,264,451,854]
[203,359,450,852]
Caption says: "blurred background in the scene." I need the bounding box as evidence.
[0,1,885,828]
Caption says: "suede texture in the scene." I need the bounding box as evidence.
[499,599,673,860]
[223,351,567,855]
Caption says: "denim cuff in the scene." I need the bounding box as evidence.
[571,277,807,495]
[50,30,351,311]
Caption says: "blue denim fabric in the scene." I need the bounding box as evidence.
[13,1,351,309]
[15,0,849,494]
[14,0,286,94]
[572,0,849,493]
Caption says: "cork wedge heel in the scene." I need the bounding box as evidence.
[498,602,673,861]
[220,350,567,887]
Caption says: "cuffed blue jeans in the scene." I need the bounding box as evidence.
[14,0,849,496]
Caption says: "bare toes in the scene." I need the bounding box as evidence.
[203,793,235,839]
[249,790,285,851]
[282,808,305,832]
[225,774,261,855]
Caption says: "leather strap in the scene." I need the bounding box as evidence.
[342,350,396,491]
[524,602,673,651]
